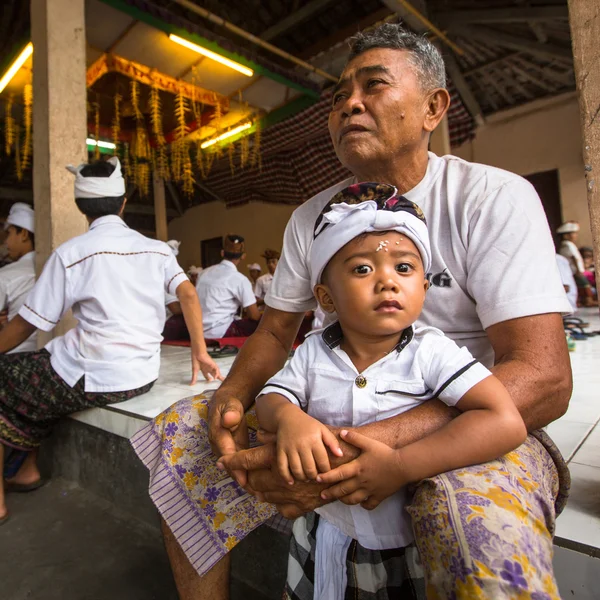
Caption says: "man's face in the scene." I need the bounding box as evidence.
[316,231,428,338]
[266,258,278,275]
[249,268,261,281]
[5,226,27,260]
[328,48,430,172]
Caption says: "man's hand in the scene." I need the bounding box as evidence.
[317,430,405,511]
[0,310,8,328]
[191,350,224,385]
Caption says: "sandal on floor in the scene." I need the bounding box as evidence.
[0,513,9,526]
[4,478,47,493]
[208,345,239,359]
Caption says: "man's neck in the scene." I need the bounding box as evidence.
[351,149,430,194]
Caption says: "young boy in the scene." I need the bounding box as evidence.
[0,203,37,353]
[255,183,527,599]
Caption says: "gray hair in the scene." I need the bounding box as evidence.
[348,24,447,91]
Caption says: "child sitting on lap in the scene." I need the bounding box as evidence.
[254,183,527,600]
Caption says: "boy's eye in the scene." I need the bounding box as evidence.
[396,263,413,273]
[353,264,372,275]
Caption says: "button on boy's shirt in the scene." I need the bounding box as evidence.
[19,215,188,392]
[0,251,36,353]
[260,322,491,550]
[195,260,256,339]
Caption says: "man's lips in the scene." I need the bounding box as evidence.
[340,124,369,140]
[375,300,402,311]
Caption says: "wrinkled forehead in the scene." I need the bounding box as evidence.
[340,47,414,80]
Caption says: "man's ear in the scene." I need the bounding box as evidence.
[314,284,336,313]
[423,88,450,134]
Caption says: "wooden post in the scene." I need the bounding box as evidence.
[153,172,168,241]
[568,0,600,313]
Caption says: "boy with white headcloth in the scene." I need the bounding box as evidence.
[251,183,527,599]
[0,203,37,353]
[0,157,221,524]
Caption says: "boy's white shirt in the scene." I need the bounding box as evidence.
[265,152,571,368]
[260,321,491,550]
[19,216,188,392]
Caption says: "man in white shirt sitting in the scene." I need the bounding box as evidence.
[254,249,280,307]
[0,157,220,525]
[196,235,261,338]
[0,203,37,353]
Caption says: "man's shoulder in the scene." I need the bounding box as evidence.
[291,177,356,225]
[435,154,534,199]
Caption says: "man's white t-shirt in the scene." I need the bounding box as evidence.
[265,152,571,367]
[196,260,257,338]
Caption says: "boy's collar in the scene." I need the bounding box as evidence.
[321,321,414,353]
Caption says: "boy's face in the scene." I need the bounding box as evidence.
[5,226,29,260]
[266,258,278,275]
[315,231,428,337]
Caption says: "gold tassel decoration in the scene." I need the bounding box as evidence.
[14,125,22,181]
[174,91,189,141]
[111,93,122,155]
[182,145,195,197]
[240,134,250,169]
[5,95,15,156]
[195,142,206,180]
[150,85,166,147]
[228,141,235,176]
[20,84,33,172]
[250,120,262,170]
[93,101,101,160]
[130,80,142,121]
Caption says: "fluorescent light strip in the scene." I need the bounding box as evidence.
[169,34,254,77]
[0,43,33,94]
[86,138,117,150]
[200,122,252,149]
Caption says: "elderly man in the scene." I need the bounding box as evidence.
[133,25,571,599]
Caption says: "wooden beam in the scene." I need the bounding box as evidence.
[444,53,485,125]
[568,0,600,301]
[436,6,569,26]
[153,172,168,241]
[194,180,225,203]
[463,52,521,77]
[453,26,573,61]
[509,63,553,93]
[166,181,184,216]
[260,0,336,42]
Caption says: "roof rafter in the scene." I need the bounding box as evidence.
[260,0,337,42]
[436,6,569,27]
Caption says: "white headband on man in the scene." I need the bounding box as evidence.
[167,240,181,256]
[309,198,431,290]
[556,222,579,234]
[4,202,35,234]
[66,156,126,199]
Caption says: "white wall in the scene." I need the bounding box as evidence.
[453,93,592,247]
[168,200,297,272]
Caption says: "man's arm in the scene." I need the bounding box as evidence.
[0,315,37,353]
[244,303,261,322]
[208,306,304,461]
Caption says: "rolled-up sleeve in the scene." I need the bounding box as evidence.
[19,253,67,331]
[164,253,188,295]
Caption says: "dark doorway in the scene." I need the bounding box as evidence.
[524,169,562,249]
[201,236,222,269]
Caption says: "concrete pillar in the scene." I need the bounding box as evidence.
[568,0,600,316]
[153,173,168,241]
[430,115,451,156]
[31,0,88,341]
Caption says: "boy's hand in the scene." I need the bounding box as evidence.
[277,408,343,484]
[316,429,405,510]
[191,350,224,384]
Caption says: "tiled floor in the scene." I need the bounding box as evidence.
[550,308,600,549]
[74,309,600,550]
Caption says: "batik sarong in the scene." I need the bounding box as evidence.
[0,349,154,451]
[132,392,569,599]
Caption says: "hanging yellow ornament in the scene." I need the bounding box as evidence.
[250,120,262,170]
[20,85,33,172]
[93,101,101,160]
[228,142,235,176]
[14,125,22,181]
[5,95,15,156]
[111,93,122,155]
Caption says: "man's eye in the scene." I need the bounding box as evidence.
[396,263,412,273]
[332,93,346,105]
[367,79,384,88]
[353,265,372,275]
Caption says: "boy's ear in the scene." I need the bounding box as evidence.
[424,278,430,293]
[314,284,336,313]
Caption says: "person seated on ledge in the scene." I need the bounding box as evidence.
[251,185,526,598]
[254,249,280,307]
[246,262,262,295]
[0,157,221,526]
[195,234,261,338]
[132,24,572,600]
[0,203,37,353]
[163,239,191,342]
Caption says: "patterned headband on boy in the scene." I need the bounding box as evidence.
[310,182,431,289]
[66,156,126,199]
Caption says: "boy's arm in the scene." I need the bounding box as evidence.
[175,280,222,383]
[0,315,37,353]
[318,375,526,508]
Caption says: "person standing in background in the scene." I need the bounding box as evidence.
[0,203,37,353]
[557,222,596,306]
[255,249,280,307]
[247,263,262,295]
